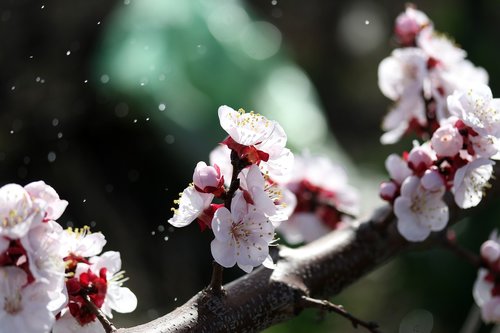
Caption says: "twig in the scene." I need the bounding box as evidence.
[207,261,225,294]
[300,296,382,333]
[83,294,117,333]
[207,149,246,293]
[441,229,482,269]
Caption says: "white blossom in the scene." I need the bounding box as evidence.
[453,158,494,209]
[394,176,448,241]
[0,184,43,239]
[218,105,293,181]
[0,267,55,333]
[448,84,500,137]
[168,185,214,228]
[210,192,274,273]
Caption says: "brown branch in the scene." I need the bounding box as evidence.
[299,296,381,333]
[83,294,117,333]
[117,205,406,333]
[116,167,500,333]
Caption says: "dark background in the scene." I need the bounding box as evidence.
[0,0,499,332]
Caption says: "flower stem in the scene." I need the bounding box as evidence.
[83,294,117,333]
[207,261,225,294]
[441,229,482,269]
[207,150,247,293]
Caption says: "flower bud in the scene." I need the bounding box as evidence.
[193,162,224,195]
[481,240,500,264]
[379,181,399,202]
[431,124,463,157]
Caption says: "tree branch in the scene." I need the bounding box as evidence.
[116,168,500,333]
[117,205,407,333]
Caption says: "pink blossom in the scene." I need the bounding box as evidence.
[453,158,493,209]
[0,184,42,239]
[379,181,398,201]
[210,192,274,273]
[193,162,224,195]
[394,176,448,241]
[277,152,358,244]
[24,181,68,221]
[218,105,293,181]
[168,185,214,228]
[0,267,55,333]
[394,6,431,46]
[431,123,463,157]
[385,154,412,185]
[448,84,500,137]
[407,143,436,175]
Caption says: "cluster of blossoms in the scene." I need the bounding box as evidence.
[0,181,137,333]
[474,231,500,323]
[277,152,359,244]
[169,105,296,272]
[379,6,500,242]
[378,5,488,144]
[169,106,362,270]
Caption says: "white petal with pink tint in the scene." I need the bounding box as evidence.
[453,158,494,209]
[394,176,448,242]
[218,105,275,146]
[24,181,68,221]
[0,184,41,239]
[168,185,214,227]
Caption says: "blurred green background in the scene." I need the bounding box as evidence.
[0,0,499,332]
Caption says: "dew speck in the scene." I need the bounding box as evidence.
[83,199,87,203]
[66,50,71,56]
[41,5,45,9]
[133,119,138,123]
[158,225,165,232]
[140,82,145,86]
[271,0,277,5]
[35,77,41,82]
[97,21,101,25]
[47,151,57,163]
[29,55,34,59]
[174,297,178,302]
[11,86,15,91]
[164,236,169,241]
[52,118,59,126]
[165,134,175,144]
[115,102,129,118]
[9,130,14,134]
[40,79,45,84]
[158,103,166,111]
[151,231,156,236]
[100,74,110,84]
[146,117,150,122]
[365,20,370,25]
[57,132,63,139]
[84,79,88,83]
